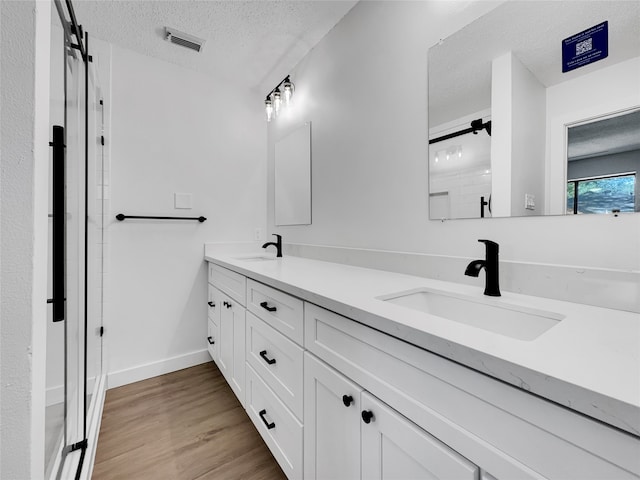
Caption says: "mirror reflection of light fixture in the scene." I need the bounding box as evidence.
[265,75,295,122]
[435,146,462,164]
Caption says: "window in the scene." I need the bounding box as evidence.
[566,173,636,214]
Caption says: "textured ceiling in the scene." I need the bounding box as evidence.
[568,109,640,161]
[71,0,358,93]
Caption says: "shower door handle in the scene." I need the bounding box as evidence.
[50,125,66,322]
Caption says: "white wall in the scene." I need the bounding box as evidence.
[105,45,266,386]
[491,52,546,217]
[0,0,51,477]
[267,1,639,274]
[509,53,546,217]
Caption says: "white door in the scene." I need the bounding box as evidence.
[304,353,362,480]
[361,392,479,480]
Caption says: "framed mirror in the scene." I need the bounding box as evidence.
[428,0,640,220]
[275,122,312,226]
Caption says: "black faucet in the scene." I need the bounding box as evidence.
[262,234,283,258]
[465,239,501,297]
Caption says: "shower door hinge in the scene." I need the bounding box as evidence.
[87,55,93,63]
[98,326,104,337]
[99,99,104,106]
[100,135,105,146]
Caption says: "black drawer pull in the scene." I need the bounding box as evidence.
[260,301,277,312]
[259,409,275,429]
[361,410,374,424]
[207,336,215,345]
[259,350,276,365]
[342,395,353,407]
[208,301,215,307]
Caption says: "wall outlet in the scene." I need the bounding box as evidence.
[254,228,262,241]
[525,193,535,210]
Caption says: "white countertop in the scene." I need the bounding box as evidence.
[204,245,640,436]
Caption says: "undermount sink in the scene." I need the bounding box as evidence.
[377,288,564,341]
[232,254,277,262]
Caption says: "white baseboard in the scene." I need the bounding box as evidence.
[107,349,211,389]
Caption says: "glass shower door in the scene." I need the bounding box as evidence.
[46,1,94,477]
[63,25,87,458]
[45,11,66,477]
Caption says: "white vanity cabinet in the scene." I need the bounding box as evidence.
[303,352,362,479]
[304,302,640,480]
[204,258,639,480]
[208,264,246,407]
[206,285,218,361]
[360,392,479,480]
[243,273,306,478]
[304,352,478,480]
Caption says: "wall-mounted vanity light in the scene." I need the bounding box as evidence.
[265,75,295,122]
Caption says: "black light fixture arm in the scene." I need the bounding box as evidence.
[265,75,294,101]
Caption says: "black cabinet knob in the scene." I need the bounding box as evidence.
[361,410,374,424]
[223,301,232,309]
[208,301,215,307]
[342,395,353,407]
[207,336,215,345]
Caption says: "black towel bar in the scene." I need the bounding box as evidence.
[116,214,206,222]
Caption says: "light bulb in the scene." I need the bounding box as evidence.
[273,89,282,115]
[283,78,294,106]
[265,98,274,122]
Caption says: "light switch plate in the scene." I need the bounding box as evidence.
[174,193,192,209]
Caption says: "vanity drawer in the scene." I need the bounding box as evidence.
[208,262,246,306]
[246,279,304,345]
[245,364,303,480]
[207,318,218,362]
[304,302,639,479]
[246,312,304,420]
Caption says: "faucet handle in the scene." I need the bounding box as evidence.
[273,234,282,241]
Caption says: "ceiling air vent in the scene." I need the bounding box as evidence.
[164,27,205,53]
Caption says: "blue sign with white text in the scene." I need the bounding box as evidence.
[562,21,608,73]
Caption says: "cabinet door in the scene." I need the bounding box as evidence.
[207,319,218,362]
[218,291,246,407]
[304,353,362,480]
[361,392,479,480]
[207,284,219,323]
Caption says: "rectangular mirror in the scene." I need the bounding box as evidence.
[428,0,640,220]
[275,122,312,226]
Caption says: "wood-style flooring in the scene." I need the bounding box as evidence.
[92,362,287,480]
